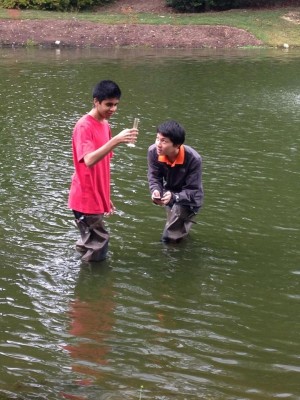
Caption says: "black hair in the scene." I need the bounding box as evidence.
[92,80,121,102]
[157,120,186,146]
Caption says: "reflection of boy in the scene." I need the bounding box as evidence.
[68,80,138,262]
[147,120,204,243]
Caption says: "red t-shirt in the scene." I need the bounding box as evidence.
[68,114,113,214]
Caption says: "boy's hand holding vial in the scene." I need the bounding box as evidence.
[115,118,139,147]
[152,190,172,206]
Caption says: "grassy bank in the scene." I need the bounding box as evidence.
[0,6,299,47]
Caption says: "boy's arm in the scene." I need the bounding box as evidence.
[84,128,138,167]
[173,157,203,207]
[147,148,164,195]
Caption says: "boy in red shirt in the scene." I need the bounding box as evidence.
[68,80,138,262]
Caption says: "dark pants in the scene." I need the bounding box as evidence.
[73,211,109,262]
[162,204,198,243]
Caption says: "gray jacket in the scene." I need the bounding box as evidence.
[147,144,204,209]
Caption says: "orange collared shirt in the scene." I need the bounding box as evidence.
[158,145,185,167]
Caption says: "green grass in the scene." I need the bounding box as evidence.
[0,6,299,47]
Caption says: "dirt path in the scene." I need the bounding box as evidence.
[0,0,264,48]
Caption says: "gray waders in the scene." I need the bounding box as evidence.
[74,213,109,262]
[162,204,197,243]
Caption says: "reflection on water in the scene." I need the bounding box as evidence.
[0,47,299,399]
[61,270,116,399]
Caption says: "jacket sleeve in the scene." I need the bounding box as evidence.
[175,156,204,208]
[147,147,164,196]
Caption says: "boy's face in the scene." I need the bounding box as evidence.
[155,133,180,158]
[94,97,119,120]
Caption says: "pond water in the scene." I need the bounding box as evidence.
[0,47,299,400]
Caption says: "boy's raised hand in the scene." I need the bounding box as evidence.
[117,128,138,146]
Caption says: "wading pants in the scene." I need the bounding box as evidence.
[162,204,197,243]
[73,211,109,262]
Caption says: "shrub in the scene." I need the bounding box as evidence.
[166,0,298,12]
[0,0,113,11]
[166,0,212,12]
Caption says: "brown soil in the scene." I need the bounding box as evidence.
[0,0,265,48]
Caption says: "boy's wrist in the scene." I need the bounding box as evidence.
[172,193,180,203]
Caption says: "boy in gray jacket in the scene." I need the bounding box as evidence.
[147,120,204,243]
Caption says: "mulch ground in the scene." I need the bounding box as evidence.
[0,18,263,48]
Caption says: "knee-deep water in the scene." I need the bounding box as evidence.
[0,47,299,399]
